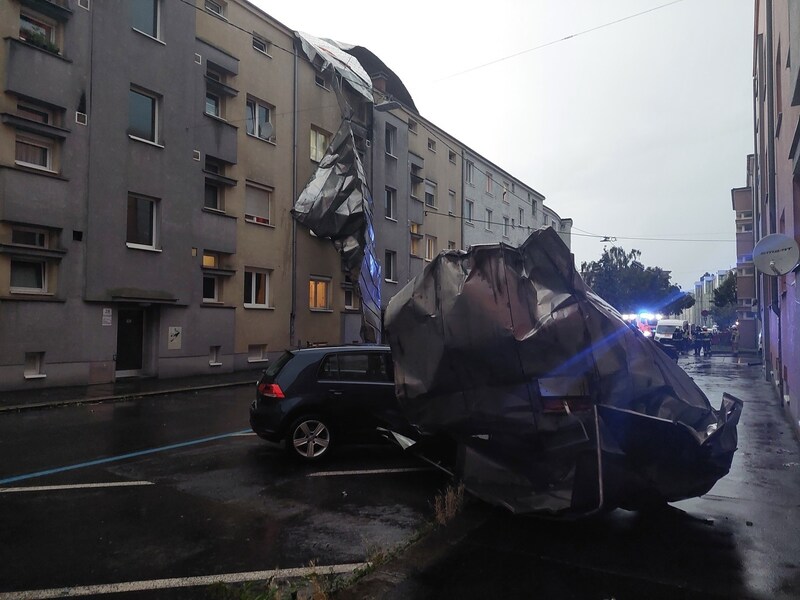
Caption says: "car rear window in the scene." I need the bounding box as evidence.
[318,352,393,382]
[264,351,294,378]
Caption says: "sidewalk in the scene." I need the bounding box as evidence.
[0,369,263,413]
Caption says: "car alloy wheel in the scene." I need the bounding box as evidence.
[289,418,331,460]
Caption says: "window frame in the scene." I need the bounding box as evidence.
[244,182,272,226]
[129,0,160,40]
[424,180,437,208]
[244,269,271,308]
[309,277,332,311]
[10,258,47,294]
[204,0,226,18]
[129,87,160,144]
[246,97,275,142]
[485,208,493,231]
[465,199,474,224]
[466,161,474,185]
[252,34,271,56]
[385,123,397,156]
[126,193,159,250]
[310,126,330,162]
[384,250,397,282]
[385,186,397,220]
[15,133,53,172]
[425,236,437,261]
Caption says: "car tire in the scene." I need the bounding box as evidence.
[286,416,332,461]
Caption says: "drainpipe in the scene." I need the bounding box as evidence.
[290,44,298,347]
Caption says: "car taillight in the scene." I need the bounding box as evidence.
[257,382,285,399]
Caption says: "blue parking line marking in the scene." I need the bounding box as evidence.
[0,429,251,485]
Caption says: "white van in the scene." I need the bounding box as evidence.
[654,319,689,344]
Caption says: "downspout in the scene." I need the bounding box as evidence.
[460,149,465,250]
[290,43,298,347]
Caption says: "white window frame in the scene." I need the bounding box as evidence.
[485,209,493,231]
[519,207,524,227]
[449,190,456,215]
[204,0,225,18]
[486,172,494,195]
[203,274,220,303]
[20,11,57,50]
[10,259,47,294]
[244,269,271,308]
[427,138,437,152]
[129,87,160,144]
[466,161,474,185]
[408,119,418,135]
[12,227,47,248]
[126,194,159,251]
[24,351,46,379]
[15,133,53,172]
[209,345,222,366]
[310,126,330,162]
[244,182,272,226]
[503,216,510,238]
[130,0,160,40]
[465,199,474,224]
[425,236,437,261]
[425,181,437,208]
[385,187,396,220]
[252,35,271,56]
[246,98,275,142]
[384,250,397,282]
[385,124,397,156]
[205,91,221,118]
[448,150,456,164]
[309,277,332,311]
[248,344,268,363]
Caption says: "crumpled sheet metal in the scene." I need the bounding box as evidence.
[297,32,373,102]
[384,227,742,515]
[293,122,381,342]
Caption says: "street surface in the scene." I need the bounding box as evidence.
[0,387,445,599]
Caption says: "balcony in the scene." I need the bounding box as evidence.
[5,39,72,108]
[197,114,237,164]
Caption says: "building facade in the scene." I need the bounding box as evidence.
[0,0,570,391]
[752,0,800,434]
[731,155,758,352]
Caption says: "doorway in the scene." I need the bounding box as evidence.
[116,308,144,377]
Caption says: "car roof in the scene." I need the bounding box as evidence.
[290,344,390,356]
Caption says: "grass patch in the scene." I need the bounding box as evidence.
[434,483,465,525]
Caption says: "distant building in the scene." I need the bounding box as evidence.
[731,155,758,352]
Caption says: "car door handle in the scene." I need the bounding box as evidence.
[328,390,343,396]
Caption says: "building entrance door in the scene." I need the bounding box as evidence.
[116,309,144,377]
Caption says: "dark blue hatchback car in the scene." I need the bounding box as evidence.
[250,345,399,461]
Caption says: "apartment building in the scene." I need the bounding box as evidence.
[752,0,800,430]
[731,155,758,352]
[0,0,570,391]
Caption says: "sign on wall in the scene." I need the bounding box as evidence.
[168,327,182,350]
[102,308,112,327]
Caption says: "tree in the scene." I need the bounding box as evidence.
[580,246,693,316]
[711,271,737,329]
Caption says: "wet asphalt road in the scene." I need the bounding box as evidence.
[384,355,800,600]
[0,386,445,598]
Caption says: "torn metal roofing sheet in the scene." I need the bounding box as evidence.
[384,228,742,515]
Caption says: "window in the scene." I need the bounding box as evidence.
[203,274,219,302]
[408,119,417,134]
[502,182,510,203]
[384,250,397,282]
[486,172,494,194]
[466,161,474,184]
[464,200,475,223]
[310,127,330,161]
[18,103,51,124]
[129,87,159,143]
[315,74,328,89]
[449,150,456,163]
[485,209,493,230]
[202,252,218,268]
[428,138,436,152]
[410,222,422,256]
[449,190,456,215]
[532,200,538,215]
[252,35,270,55]
[519,207,524,226]
[209,346,222,366]
[738,223,753,233]
[448,241,456,251]
[309,277,331,310]
[344,287,358,310]
[247,98,274,141]
[385,187,396,220]
[385,124,397,155]
[130,0,159,39]
[425,181,437,208]
[126,194,158,249]
[15,134,52,171]
[551,220,557,228]
[205,91,220,118]
[24,352,45,379]
[503,216,510,237]
[205,0,225,18]
[244,269,270,307]
[410,164,423,198]
[425,236,437,261]
[20,11,58,53]
[204,159,224,211]
[248,344,268,362]
[245,183,271,225]
[11,260,46,293]
[12,228,47,248]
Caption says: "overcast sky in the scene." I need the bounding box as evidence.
[254,0,753,293]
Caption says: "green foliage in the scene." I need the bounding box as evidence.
[713,271,737,307]
[21,31,60,54]
[579,246,692,316]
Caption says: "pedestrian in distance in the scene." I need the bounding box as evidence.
[693,326,702,356]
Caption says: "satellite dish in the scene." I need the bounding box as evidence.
[752,233,800,276]
[260,122,274,140]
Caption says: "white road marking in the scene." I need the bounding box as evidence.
[0,481,153,494]
[231,431,258,436]
[307,467,434,477]
[0,564,367,599]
